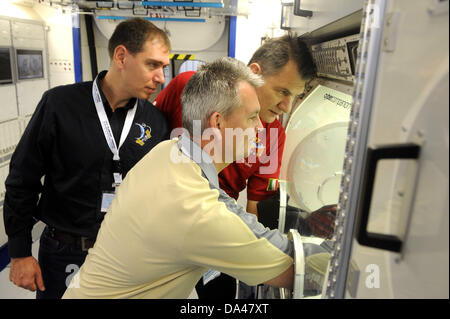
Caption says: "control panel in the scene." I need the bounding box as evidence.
[311,34,360,82]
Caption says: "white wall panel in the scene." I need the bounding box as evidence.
[0,18,11,46]
[16,79,47,116]
[94,15,226,52]
[0,85,18,122]
[11,20,46,49]
[289,0,364,35]
[0,119,20,156]
[0,2,51,257]
[0,4,42,22]
[10,19,48,117]
[11,20,44,40]
[12,37,45,49]
[33,4,75,87]
[171,26,228,63]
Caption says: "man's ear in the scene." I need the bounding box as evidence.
[207,112,224,130]
[113,45,127,69]
[249,62,262,76]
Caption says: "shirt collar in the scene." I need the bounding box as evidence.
[177,133,219,188]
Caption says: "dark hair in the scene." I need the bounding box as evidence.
[248,33,316,81]
[108,18,171,59]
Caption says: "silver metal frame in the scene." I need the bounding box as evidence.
[324,0,388,299]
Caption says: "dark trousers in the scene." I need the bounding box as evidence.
[237,281,257,299]
[195,273,237,299]
[36,227,88,299]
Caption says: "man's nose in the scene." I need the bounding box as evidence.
[278,96,292,114]
[154,67,165,85]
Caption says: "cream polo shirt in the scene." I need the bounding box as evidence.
[63,135,293,299]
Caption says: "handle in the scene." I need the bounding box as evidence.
[355,143,421,252]
[294,0,313,18]
[288,229,305,299]
[317,172,343,206]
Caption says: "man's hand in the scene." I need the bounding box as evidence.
[9,256,45,292]
[304,204,337,239]
[246,199,259,217]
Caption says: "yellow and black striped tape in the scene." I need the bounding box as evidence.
[170,54,195,60]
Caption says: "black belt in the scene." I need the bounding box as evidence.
[47,227,95,252]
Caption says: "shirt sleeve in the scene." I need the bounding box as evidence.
[3,91,53,258]
[182,188,293,286]
[247,122,286,202]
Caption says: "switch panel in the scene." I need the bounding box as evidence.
[311,34,360,83]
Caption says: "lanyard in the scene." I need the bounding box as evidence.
[92,75,137,187]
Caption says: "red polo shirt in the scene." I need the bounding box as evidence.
[154,71,286,201]
[153,71,195,132]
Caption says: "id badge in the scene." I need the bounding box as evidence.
[112,172,122,188]
[101,192,116,213]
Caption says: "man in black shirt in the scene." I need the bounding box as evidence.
[3,18,171,299]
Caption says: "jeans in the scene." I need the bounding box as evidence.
[36,227,88,299]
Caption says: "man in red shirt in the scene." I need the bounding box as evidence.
[154,35,315,217]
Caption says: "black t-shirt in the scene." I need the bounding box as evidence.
[4,71,169,257]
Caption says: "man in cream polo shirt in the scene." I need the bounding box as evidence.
[63,57,294,299]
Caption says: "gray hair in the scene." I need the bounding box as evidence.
[181,57,264,136]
